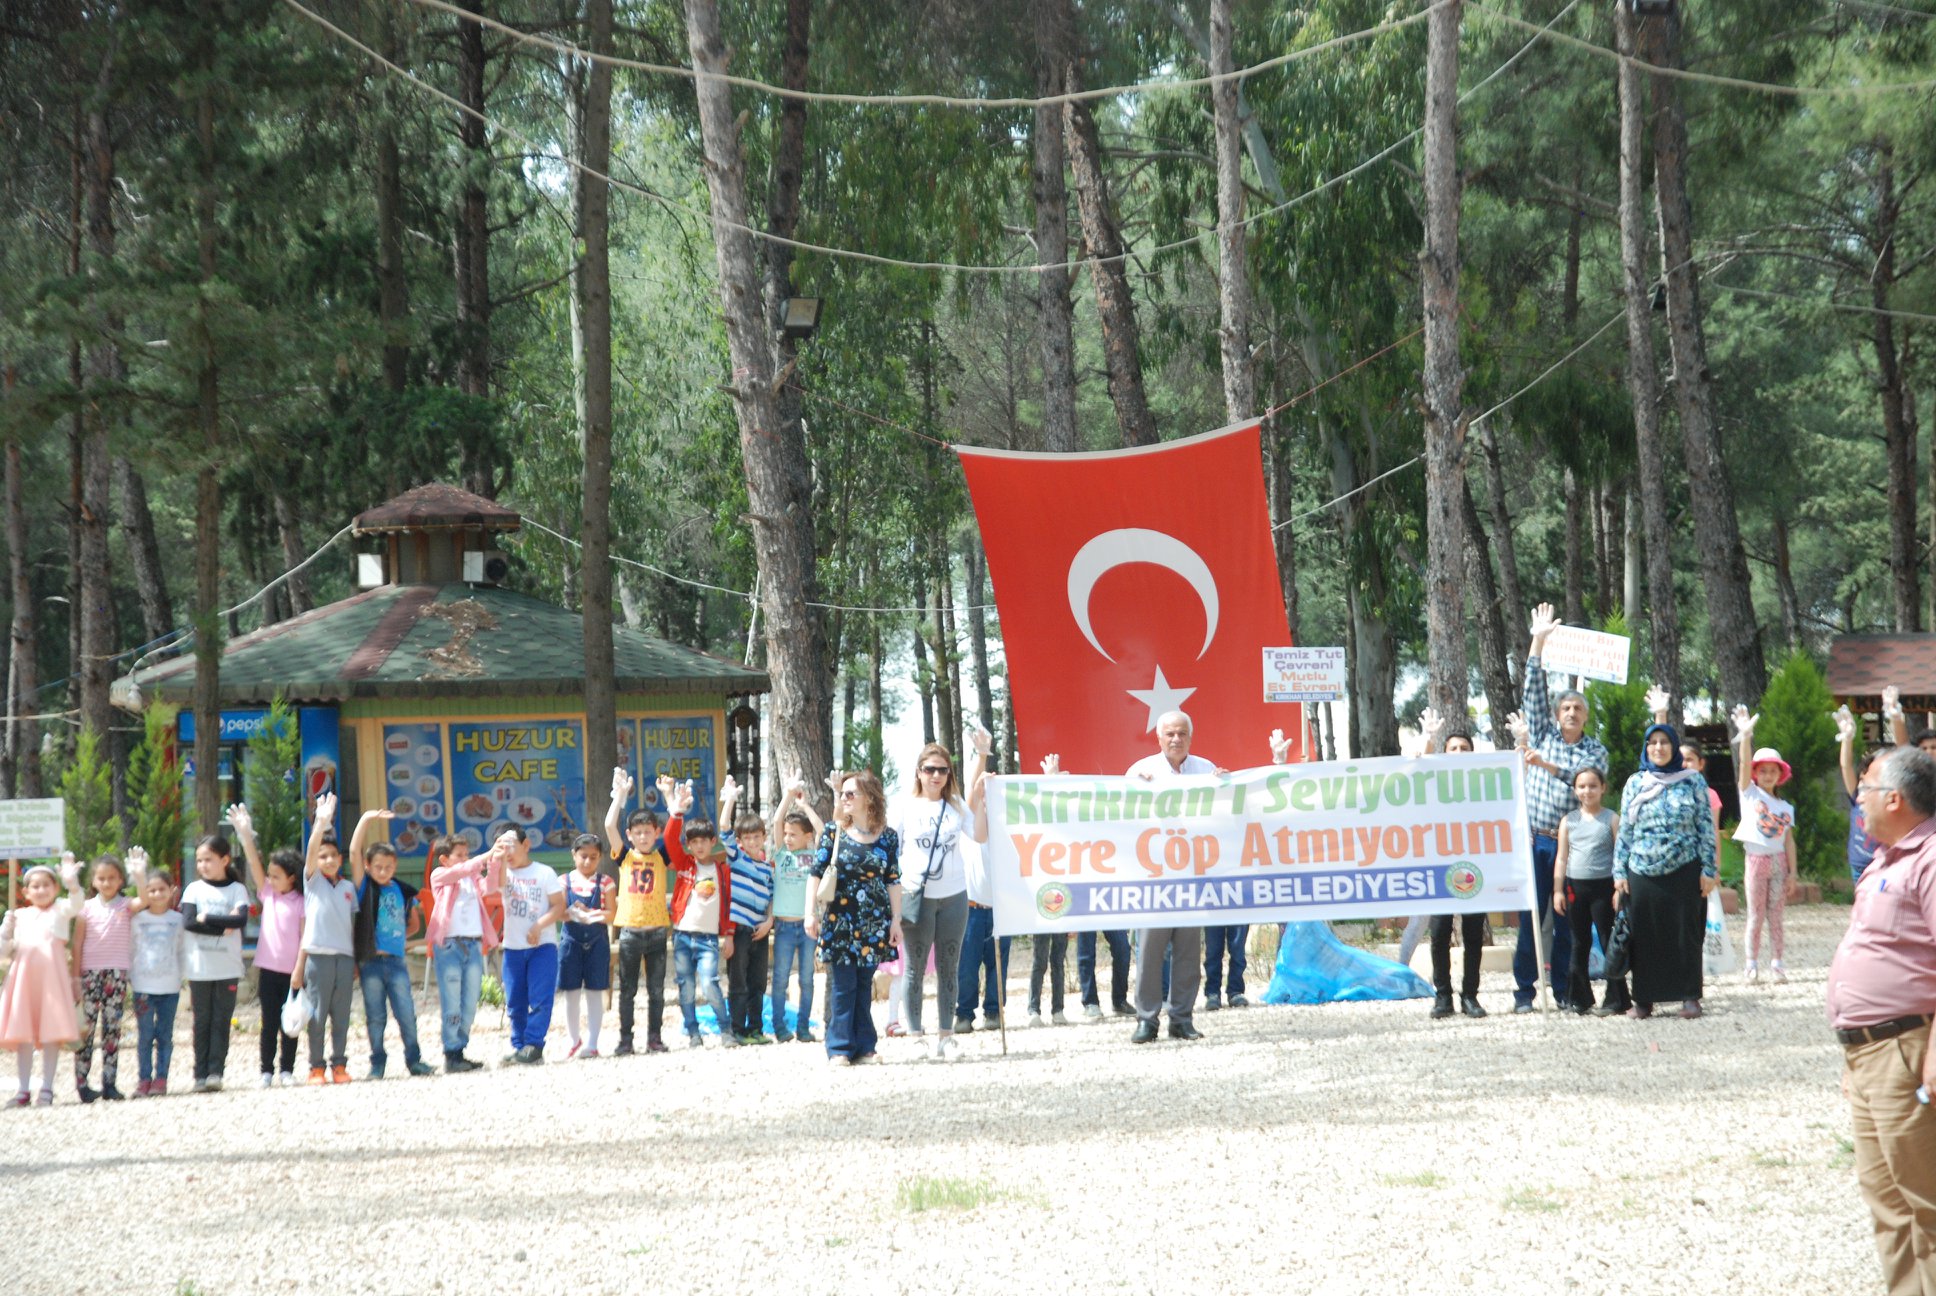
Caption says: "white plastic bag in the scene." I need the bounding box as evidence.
[280,988,312,1038]
[1702,888,1738,977]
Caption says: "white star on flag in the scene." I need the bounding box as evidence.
[1126,665,1196,732]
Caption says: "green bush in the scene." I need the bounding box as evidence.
[1750,652,1840,881]
[56,729,124,861]
[242,696,303,856]
[127,704,186,874]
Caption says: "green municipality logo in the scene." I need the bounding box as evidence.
[1444,862,1483,898]
[1036,882,1073,921]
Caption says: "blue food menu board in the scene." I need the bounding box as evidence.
[379,722,448,857]
[635,716,718,823]
[448,719,588,863]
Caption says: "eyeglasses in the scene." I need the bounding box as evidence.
[838,789,858,800]
[1856,781,1891,796]
[920,765,952,777]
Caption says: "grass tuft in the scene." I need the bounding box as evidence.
[1504,1187,1564,1214]
[896,1175,1000,1213]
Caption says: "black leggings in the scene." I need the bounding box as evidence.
[1564,876,1630,1011]
[256,968,300,1075]
[189,978,238,1083]
[1429,912,1486,998]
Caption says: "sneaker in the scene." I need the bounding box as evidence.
[954,1016,975,1033]
[192,1078,210,1093]
[982,1014,1004,1031]
[685,1032,705,1050]
[77,1084,99,1104]
[277,1071,296,1087]
[1111,1001,1136,1018]
[1083,1003,1103,1020]
[445,1056,481,1074]
[1229,995,1249,1008]
[884,1022,906,1038]
[774,1029,794,1044]
[514,1045,545,1065]
[367,1065,385,1082]
[1027,1012,1045,1028]
[1051,1011,1069,1026]
[259,1073,274,1089]
[937,1035,961,1061]
[307,1068,328,1086]
[1746,962,1760,984]
[722,1032,744,1048]
[1772,964,1788,984]
[406,1061,437,1077]
[612,1039,635,1057]
[647,1037,669,1053]
[330,1066,351,1085]
[152,1080,168,1097]
[132,1080,150,1099]
[828,1055,853,1069]
[793,1029,815,1045]
[203,1079,223,1093]
[852,1052,880,1066]
[1203,997,1223,1013]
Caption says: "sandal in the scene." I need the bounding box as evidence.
[884,1022,906,1038]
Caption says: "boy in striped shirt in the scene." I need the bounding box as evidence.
[718,776,775,1045]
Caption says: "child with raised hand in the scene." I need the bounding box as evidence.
[128,859,186,1097]
[181,831,252,1092]
[604,767,672,1055]
[230,804,303,1088]
[296,791,359,1084]
[718,776,775,1045]
[427,830,504,1073]
[348,809,435,1079]
[69,852,134,1101]
[0,855,84,1105]
[559,833,615,1059]
[664,778,733,1049]
[497,826,566,1064]
[768,775,823,1044]
[1731,706,1800,985]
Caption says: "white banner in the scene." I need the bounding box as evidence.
[1539,626,1631,685]
[1262,646,1346,703]
[0,797,64,860]
[983,753,1532,936]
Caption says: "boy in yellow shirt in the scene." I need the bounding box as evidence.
[604,767,673,1055]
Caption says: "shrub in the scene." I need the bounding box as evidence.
[56,729,123,861]
[242,696,303,856]
[126,704,186,872]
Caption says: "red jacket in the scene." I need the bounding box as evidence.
[664,816,733,937]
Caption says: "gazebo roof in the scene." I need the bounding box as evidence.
[352,483,522,535]
[118,583,767,706]
[1826,633,1936,710]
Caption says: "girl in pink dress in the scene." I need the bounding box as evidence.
[0,856,84,1105]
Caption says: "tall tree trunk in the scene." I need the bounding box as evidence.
[1635,1,1763,706]
[578,0,617,836]
[1328,423,1397,757]
[1623,480,1641,628]
[1562,468,1586,626]
[1063,38,1157,447]
[1617,0,1681,708]
[377,7,409,394]
[1031,0,1078,453]
[115,458,172,645]
[932,577,958,750]
[912,595,935,746]
[840,671,856,765]
[940,566,963,750]
[1772,509,1802,653]
[867,614,884,775]
[1868,149,1921,632]
[1210,0,1253,425]
[1462,482,1517,736]
[79,60,118,745]
[192,92,223,836]
[1418,0,1468,721]
[1476,418,1523,681]
[4,374,38,799]
[455,7,495,496]
[685,0,833,792]
[272,491,312,616]
[964,536,996,738]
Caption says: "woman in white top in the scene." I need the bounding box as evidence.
[888,730,988,1060]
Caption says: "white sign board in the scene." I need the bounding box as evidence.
[0,798,64,860]
[1262,646,1346,703]
[1539,626,1631,685]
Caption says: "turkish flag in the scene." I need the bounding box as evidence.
[958,423,1304,774]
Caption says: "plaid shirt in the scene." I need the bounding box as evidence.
[1522,655,1610,835]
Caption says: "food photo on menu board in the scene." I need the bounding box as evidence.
[448,719,589,863]
[380,722,448,856]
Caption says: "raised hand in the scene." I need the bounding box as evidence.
[1420,707,1444,740]
[1644,685,1669,720]
[655,773,676,803]
[784,771,808,799]
[968,721,993,757]
[314,791,338,830]
[226,803,255,839]
[668,780,695,816]
[1039,754,1061,776]
[59,851,81,891]
[1506,711,1531,749]
[126,846,149,878]
[719,775,741,807]
[1528,602,1560,644]
[1730,705,1758,744]
[1834,705,1856,745]
[1883,685,1904,720]
[612,766,634,802]
[1268,729,1292,764]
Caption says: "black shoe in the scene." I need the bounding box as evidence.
[77,1085,98,1105]
[1430,992,1454,1020]
[1574,1002,1594,1017]
[773,1030,793,1044]
[612,1039,635,1057]
[954,1016,975,1034]
[1512,1002,1535,1015]
[1229,995,1248,1008]
[1131,1021,1159,1044]
[448,1055,482,1073]
[1111,1001,1136,1017]
[794,1029,814,1045]
[515,1045,545,1065]
[100,1083,124,1101]
[1460,995,1488,1019]
[1167,1022,1204,1041]
[1203,997,1223,1012]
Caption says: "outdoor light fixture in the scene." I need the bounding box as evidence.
[781,296,823,340]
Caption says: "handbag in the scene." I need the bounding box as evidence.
[815,827,843,907]
[902,805,949,927]
[1603,906,1634,981]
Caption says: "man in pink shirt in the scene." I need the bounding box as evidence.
[1828,745,1936,1296]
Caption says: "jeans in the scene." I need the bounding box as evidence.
[727,923,770,1036]
[304,952,356,1070]
[1078,929,1132,1008]
[956,905,1011,1022]
[189,978,238,1083]
[256,967,300,1076]
[134,991,178,1084]
[503,941,560,1051]
[1430,912,1487,998]
[616,926,669,1044]
[673,931,727,1037]
[901,890,968,1034]
[1028,934,1067,1014]
[769,919,815,1036]
[434,937,485,1057]
[824,962,879,1060]
[1203,925,1248,1001]
[1514,833,1573,1006]
[359,954,424,1071]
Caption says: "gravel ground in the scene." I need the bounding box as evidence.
[0,906,1882,1296]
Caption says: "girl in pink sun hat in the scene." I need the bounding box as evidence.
[1729,706,1799,984]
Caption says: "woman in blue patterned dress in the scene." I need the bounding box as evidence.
[1613,723,1719,1019]
[807,769,903,1065]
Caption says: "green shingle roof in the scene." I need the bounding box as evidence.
[121,584,767,705]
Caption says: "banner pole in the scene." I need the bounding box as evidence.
[1532,885,1552,1013]
[993,925,1008,1057]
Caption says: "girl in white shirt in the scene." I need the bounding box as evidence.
[1730,707,1799,984]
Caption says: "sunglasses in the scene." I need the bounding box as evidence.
[839,789,858,800]
[920,765,952,777]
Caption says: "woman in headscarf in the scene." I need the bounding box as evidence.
[1612,723,1718,1019]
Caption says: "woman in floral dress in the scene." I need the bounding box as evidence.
[808,770,903,1066]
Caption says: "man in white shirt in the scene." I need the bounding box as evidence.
[1125,711,1219,1044]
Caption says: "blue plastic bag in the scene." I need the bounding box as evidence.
[1261,921,1434,1004]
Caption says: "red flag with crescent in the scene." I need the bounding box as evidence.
[957,423,1304,774]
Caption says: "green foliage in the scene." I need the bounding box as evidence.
[1751,653,1841,881]
[127,705,186,874]
[1584,615,1650,802]
[56,730,123,861]
[479,974,505,1009]
[242,697,303,857]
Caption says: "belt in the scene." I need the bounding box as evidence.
[1835,1014,1932,1047]
[1533,830,1558,842]
[969,902,991,910]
